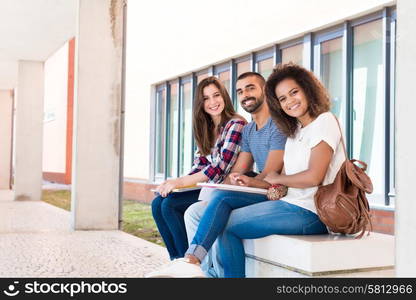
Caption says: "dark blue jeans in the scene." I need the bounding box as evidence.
[151,190,200,260]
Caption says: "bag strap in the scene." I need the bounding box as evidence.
[330,112,348,161]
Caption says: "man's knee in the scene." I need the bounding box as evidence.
[184,201,207,225]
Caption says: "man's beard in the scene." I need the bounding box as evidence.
[241,96,264,113]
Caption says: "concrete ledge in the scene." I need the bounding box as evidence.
[243,232,394,277]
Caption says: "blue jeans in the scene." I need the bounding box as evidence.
[218,200,328,277]
[185,190,268,262]
[184,201,223,278]
[151,190,200,260]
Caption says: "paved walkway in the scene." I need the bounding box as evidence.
[0,190,169,277]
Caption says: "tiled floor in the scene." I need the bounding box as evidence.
[0,190,169,277]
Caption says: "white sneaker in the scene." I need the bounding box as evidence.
[145,258,207,278]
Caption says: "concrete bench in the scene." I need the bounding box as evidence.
[243,232,394,277]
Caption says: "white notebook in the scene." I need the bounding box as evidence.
[197,182,267,196]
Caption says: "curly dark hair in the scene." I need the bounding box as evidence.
[264,63,331,137]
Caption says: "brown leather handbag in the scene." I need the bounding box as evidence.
[314,114,373,238]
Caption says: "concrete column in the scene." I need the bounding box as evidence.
[71,0,125,230]
[14,61,44,201]
[395,0,416,277]
[0,90,14,190]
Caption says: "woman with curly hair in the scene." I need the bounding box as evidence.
[214,63,346,277]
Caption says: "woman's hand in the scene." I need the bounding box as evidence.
[263,172,282,185]
[233,174,252,186]
[156,178,181,197]
[235,175,271,189]
[228,172,242,185]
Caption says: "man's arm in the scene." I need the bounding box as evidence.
[255,149,284,180]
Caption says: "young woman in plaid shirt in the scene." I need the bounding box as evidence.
[152,77,247,261]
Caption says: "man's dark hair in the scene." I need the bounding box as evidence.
[236,72,266,86]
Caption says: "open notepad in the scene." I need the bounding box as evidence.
[197,182,267,195]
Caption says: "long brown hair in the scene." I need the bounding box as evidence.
[193,76,241,156]
[265,63,330,137]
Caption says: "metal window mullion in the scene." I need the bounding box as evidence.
[176,78,183,178]
[313,42,321,79]
[383,7,392,206]
[164,82,170,180]
[274,44,281,66]
[343,21,353,157]
[250,52,256,72]
[230,59,237,106]
[191,73,197,169]
[208,66,214,76]
[303,33,313,71]
[388,11,396,203]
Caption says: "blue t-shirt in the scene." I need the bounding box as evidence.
[241,117,286,172]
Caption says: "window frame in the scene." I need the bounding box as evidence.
[154,83,167,183]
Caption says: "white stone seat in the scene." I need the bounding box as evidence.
[243,232,394,277]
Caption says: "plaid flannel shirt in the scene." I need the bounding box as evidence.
[188,119,246,183]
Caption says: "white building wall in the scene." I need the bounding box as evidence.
[395,0,416,277]
[0,60,18,89]
[124,0,395,181]
[0,90,13,189]
[42,42,69,173]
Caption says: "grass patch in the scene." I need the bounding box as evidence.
[122,199,164,247]
[41,190,163,247]
[42,190,71,211]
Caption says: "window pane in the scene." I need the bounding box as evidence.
[167,83,179,178]
[352,19,384,204]
[218,70,230,94]
[282,44,303,66]
[155,89,166,175]
[236,60,250,77]
[257,57,273,80]
[197,73,209,84]
[320,37,345,129]
[180,82,193,176]
[236,60,252,122]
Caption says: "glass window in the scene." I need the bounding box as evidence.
[257,57,273,80]
[352,19,384,204]
[236,60,251,77]
[197,73,209,84]
[320,37,345,128]
[167,82,179,178]
[218,70,231,93]
[236,60,252,122]
[282,44,303,65]
[179,81,193,176]
[155,88,166,175]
